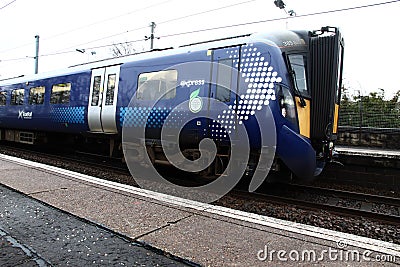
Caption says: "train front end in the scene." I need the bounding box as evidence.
[270,26,344,179]
[120,27,344,188]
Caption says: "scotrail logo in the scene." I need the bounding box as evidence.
[18,110,33,120]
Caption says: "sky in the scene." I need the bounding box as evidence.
[0,0,399,98]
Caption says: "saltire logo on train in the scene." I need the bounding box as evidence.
[18,110,32,120]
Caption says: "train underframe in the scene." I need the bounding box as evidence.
[0,128,292,183]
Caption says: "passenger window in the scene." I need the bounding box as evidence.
[29,86,45,105]
[216,59,233,102]
[91,76,101,106]
[288,55,308,95]
[137,70,177,100]
[0,91,7,106]
[277,85,297,126]
[11,89,25,105]
[50,83,71,104]
[105,74,116,105]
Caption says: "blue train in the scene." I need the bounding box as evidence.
[0,26,344,181]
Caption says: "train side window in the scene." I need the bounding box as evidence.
[11,89,24,105]
[91,76,101,106]
[137,70,177,100]
[29,86,45,105]
[277,85,297,126]
[215,59,233,102]
[288,55,308,95]
[105,74,116,105]
[50,83,71,104]
[0,91,7,106]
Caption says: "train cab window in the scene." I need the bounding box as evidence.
[91,76,101,106]
[0,92,7,106]
[216,59,233,102]
[11,89,25,105]
[277,85,297,127]
[105,74,116,105]
[288,55,308,96]
[50,83,71,104]
[137,70,177,100]
[29,86,45,105]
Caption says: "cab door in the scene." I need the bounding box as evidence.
[88,65,120,133]
[210,47,240,106]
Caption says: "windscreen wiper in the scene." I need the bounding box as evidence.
[290,69,307,107]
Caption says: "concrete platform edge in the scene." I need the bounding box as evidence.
[1,153,399,258]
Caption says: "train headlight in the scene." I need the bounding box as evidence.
[281,107,287,118]
[277,85,297,125]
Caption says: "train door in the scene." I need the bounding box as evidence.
[209,47,241,174]
[209,47,240,112]
[88,65,120,133]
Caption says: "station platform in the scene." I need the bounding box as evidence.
[336,146,400,160]
[335,146,400,172]
[0,154,399,266]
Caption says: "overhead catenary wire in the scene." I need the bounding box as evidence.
[1,0,399,64]
[0,0,16,11]
[0,0,253,55]
[159,0,400,39]
[39,0,400,55]
[42,0,174,42]
[52,0,257,54]
[157,0,256,25]
[0,0,174,54]
[43,0,400,57]
[0,38,147,62]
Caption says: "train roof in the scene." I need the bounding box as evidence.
[0,29,309,87]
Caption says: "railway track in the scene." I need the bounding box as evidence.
[2,142,400,225]
[0,143,130,177]
[234,183,400,225]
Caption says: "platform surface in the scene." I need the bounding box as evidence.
[0,154,399,266]
[336,145,400,159]
[0,184,188,266]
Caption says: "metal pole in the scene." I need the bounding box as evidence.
[359,90,363,145]
[34,35,39,74]
[150,22,156,50]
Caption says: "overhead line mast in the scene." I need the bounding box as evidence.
[145,22,157,50]
[34,35,39,74]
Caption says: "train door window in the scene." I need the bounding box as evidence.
[0,92,7,106]
[91,76,101,106]
[105,74,116,105]
[277,85,297,126]
[215,59,233,102]
[137,70,177,100]
[11,89,24,105]
[29,86,45,105]
[288,55,308,95]
[50,83,71,104]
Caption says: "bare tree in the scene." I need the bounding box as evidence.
[110,42,136,57]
